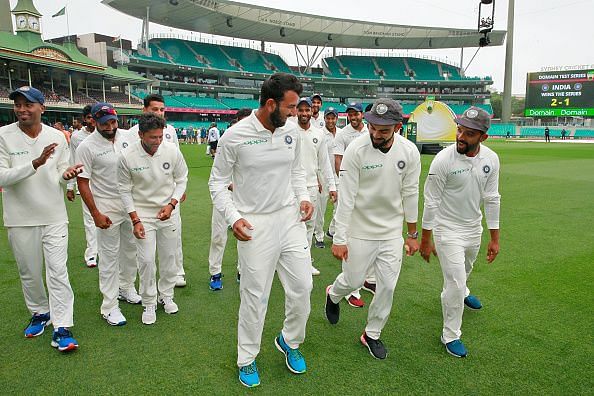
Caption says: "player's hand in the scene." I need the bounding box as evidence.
[329,191,338,203]
[93,212,112,229]
[180,193,187,203]
[299,201,313,221]
[32,143,58,169]
[487,240,500,263]
[227,183,234,191]
[66,190,75,202]
[419,238,437,263]
[62,164,83,180]
[232,218,253,241]
[133,222,145,239]
[332,244,348,261]
[405,238,420,256]
[157,204,173,221]
[318,181,322,194]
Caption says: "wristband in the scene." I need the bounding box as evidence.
[407,231,419,239]
[132,219,141,226]
[168,202,176,210]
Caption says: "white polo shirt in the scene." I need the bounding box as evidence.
[422,144,500,235]
[298,123,336,191]
[333,133,421,245]
[0,122,70,227]
[208,127,220,143]
[126,123,179,147]
[118,140,188,219]
[323,126,341,179]
[333,123,369,156]
[67,126,93,190]
[76,129,132,204]
[311,112,325,129]
[208,111,309,227]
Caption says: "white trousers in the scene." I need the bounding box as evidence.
[81,201,97,262]
[96,218,138,315]
[329,237,403,339]
[173,211,185,277]
[136,218,179,306]
[313,183,336,242]
[208,206,228,275]
[434,234,480,343]
[237,205,312,367]
[8,223,74,328]
[304,186,320,249]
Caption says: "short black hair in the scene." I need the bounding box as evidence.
[82,105,93,116]
[143,93,165,108]
[236,107,252,120]
[259,73,302,107]
[138,113,166,133]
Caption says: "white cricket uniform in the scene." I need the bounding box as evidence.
[328,133,421,339]
[76,129,138,316]
[314,126,341,242]
[208,112,312,367]
[68,127,97,264]
[298,123,336,249]
[422,144,500,343]
[311,112,325,129]
[126,124,185,279]
[0,122,75,328]
[333,123,373,296]
[118,140,188,307]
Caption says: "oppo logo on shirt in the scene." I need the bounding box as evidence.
[243,139,268,146]
[9,150,29,156]
[130,166,150,172]
[362,163,383,170]
[450,167,471,175]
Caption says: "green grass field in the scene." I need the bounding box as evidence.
[0,141,592,394]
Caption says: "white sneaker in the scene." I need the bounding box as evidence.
[118,288,142,304]
[86,257,97,268]
[175,275,187,288]
[311,266,320,276]
[103,307,126,326]
[142,305,157,325]
[159,296,179,314]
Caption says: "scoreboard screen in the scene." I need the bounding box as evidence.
[524,69,594,117]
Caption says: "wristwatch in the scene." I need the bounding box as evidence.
[407,231,419,239]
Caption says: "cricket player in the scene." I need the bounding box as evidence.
[66,105,98,268]
[209,73,312,388]
[126,93,186,288]
[207,122,220,158]
[118,113,188,325]
[313,107,341,247]
[77,102,141,327]
[0,86,82,351]
[208,108,253,291]
[310,93,325,129]
[420,106,501,358]
[296,96,337,275]
[324,98,421,360]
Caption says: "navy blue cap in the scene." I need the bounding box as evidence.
[324,107,339,117]
[91,102,118,124]
[298,97,312,107]
[311,93,323,102]
[9,86,45,105]
[346,102,363,112]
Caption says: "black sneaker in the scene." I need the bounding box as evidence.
[325,230,334,240]
[236,272,241,283]
[325,285,340,325]
[362,281,376,295]
[360,332,387,359]
[315,240,325,248]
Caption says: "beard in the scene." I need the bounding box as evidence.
[270,106,286,128]
[370,132,394,150]
[456,138,479,154]
[98,127,117,140]
[141,141,159,155]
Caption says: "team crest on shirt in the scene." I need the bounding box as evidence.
[397,160,406,170]
[312,138,318,144]
[482,165,491,174]
[166,133,171,139]
[163,162,171,170]
[284,135,293,145]
[122,142,128,148]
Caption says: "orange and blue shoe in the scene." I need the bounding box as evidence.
[51,327,78,352]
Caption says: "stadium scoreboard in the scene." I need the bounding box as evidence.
[524,69,594,117]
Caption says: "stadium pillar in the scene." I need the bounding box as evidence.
[102,79,106,102]
[27,66,31,86]
[459,48,465,77]
[7,66,12,91]
[69,73,73,102]
[501,0,515,122]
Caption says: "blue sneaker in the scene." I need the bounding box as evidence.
[209,273,223,291]
[464,295,482,310]
[51,327,78,352]
[441,336,467,358]
[239,361,260,388]
[274,333,306,374]
[24,312,51,338]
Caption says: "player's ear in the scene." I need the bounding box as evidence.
[480,133,489,142]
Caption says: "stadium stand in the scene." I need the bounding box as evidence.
[375,57,409,80]
[406,57,443,80]
[219,98,260,109]
[339,56,378,79]
[488,123,516,136]
[323,57,345,78]
[572,129,594,139]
